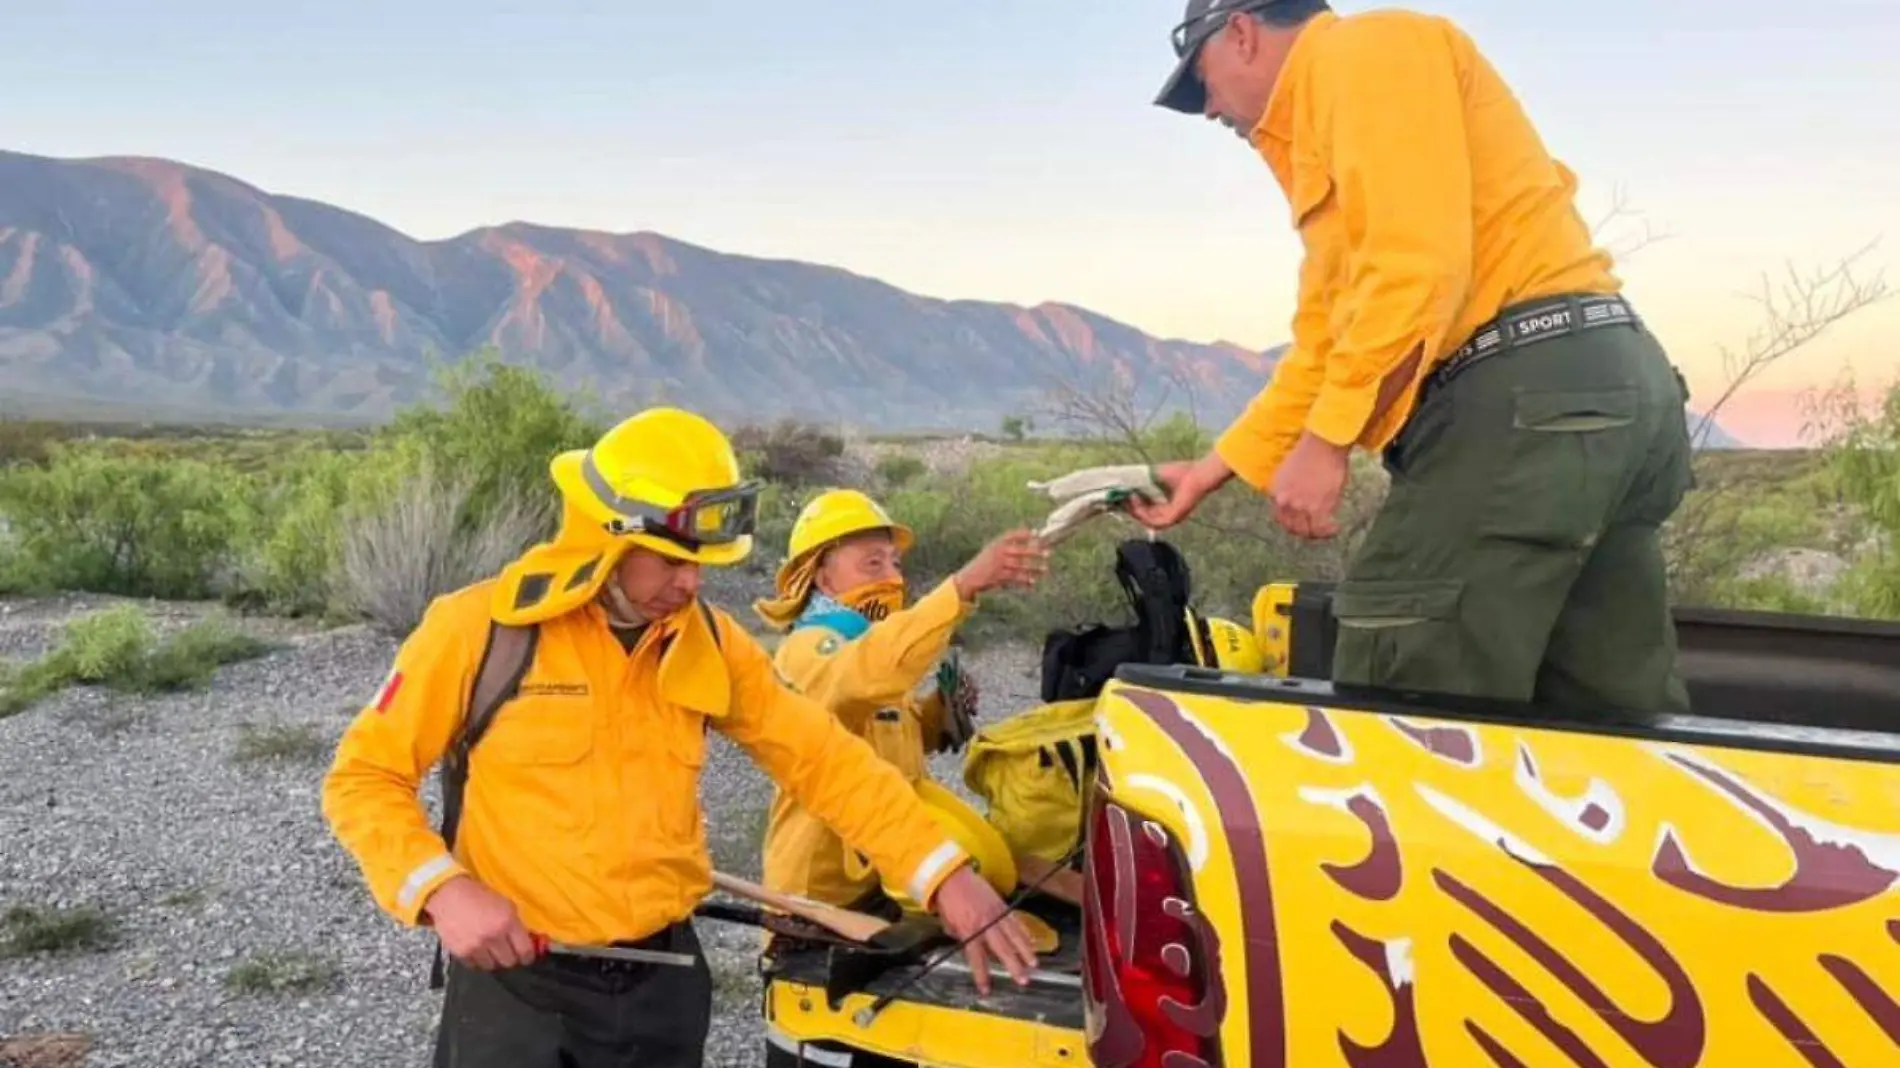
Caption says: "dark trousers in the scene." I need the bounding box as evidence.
[1331,312,1695,718]
[432,922,712,1068]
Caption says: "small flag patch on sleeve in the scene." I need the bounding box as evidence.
[373,669,404,713]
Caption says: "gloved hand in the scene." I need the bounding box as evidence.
[928,649,979,753]
[1026,464,1165,545]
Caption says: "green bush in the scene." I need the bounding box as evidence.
[235,449,357,617]
[0,605,275,718]
[874,453,928,489]
[1819,377,1900,618]
[1,904,118,958]
[0,448,256,600]
[381,353,604,531]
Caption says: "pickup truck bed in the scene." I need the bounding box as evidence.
[751,587,1900,1068]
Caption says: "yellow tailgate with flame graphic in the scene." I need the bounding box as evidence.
[1085,681,1900,1068]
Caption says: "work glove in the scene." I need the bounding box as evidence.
[1025,464,1165,545]
[925,648,979,754]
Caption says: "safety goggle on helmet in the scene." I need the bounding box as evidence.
[580,451,763,551]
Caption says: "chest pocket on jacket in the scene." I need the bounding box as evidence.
[475,699,596,831]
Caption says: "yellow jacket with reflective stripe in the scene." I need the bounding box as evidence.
[320,580,970,945]
[761,577,972,906]
[1215,8,1620,491]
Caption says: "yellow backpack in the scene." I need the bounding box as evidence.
[959,697,1100,865]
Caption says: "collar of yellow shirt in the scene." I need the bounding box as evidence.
[1246,10,1338,212]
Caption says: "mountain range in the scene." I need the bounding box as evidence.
[0,148,1745,445]
[0,149,1282,433]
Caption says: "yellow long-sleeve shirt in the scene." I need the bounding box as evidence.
[320,582,970,946]
[1215,9,1620,490]
[761,577,973,906]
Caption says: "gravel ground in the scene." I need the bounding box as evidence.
[0,588,1043,1068]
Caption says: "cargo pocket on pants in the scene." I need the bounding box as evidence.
[1329,578,1466,692]
[1479,386,1640,549]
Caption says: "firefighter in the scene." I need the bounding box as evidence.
[750,489,1048,1067]
[321,408,1038,1068]
[1132,0,1696,717]
[752,489,1045,907]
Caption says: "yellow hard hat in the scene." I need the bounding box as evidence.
[786,488,914,564]
[548,407,761,567]
[1186,611,1267,674]
[875,781,1017,912]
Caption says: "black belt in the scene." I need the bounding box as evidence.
[1421,292,1642,397]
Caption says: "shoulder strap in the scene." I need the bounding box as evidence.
[428,619,537,990]
[1114,538,1193,663]
[699,598,724,649]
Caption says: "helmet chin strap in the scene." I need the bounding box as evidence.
[598,576,651,632]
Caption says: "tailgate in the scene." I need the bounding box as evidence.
[759,893,1086,1068]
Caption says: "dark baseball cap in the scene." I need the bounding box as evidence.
[1153,0,1281,114]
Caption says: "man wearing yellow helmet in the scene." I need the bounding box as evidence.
[321,409,1038,1068]
[750,487,1047,1068]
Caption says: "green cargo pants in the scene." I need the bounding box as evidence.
[1330,307,1695,718]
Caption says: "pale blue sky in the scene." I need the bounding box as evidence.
[8,1,1899,440]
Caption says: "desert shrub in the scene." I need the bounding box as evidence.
[236,449,358,617]
[223,950,341,995]
[0,419,93,469]
[0,605,275,718]
[733,419,847,486]
[874,453,928,489]
[1,904,119,958]
[1818,377,1900,618]
[332,462,552,637]
[0,447,257,600]
[381,353,604,530]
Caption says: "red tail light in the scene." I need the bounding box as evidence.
[1081,787,1226,1068]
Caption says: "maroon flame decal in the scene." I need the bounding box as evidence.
[1818,954,1900,1046]
[1332,921,1425,1067]
[1449,934,1610,1068]
[1890,920,1900,945]
[1294,707,1345,758]
[1321,793,1403,902]
[1748,975,1848,1068]
[1386,717,1478,766]
[1579,805,1612,832]
[1160,896,1229,1038]
[1654,754,1898,912]
[1435,861,1706,1068]
[1466,1021,1533,1068]
[1124,689,1285,1068]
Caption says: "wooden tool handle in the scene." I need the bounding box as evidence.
[709,871,892,944]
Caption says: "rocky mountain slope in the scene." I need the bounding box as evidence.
[0,149,1277,431]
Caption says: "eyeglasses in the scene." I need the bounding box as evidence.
[1169,0,1278,58]
[582,453,762,549]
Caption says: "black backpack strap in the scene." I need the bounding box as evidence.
[1114,538,1193,664]
[428,619,538,990]
[699,599,723,649]
[1037,538,1197,702]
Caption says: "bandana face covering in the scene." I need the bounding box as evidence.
[835,579,906,623]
